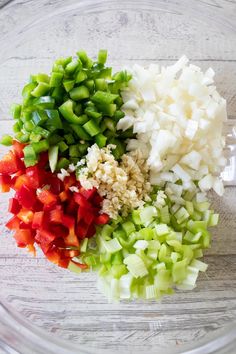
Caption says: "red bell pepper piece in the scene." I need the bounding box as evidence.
[37,152,48,168]
[58,258,70,268]
[59,190,69,202]
[79,187,97,200]
[12,140,25,158]
[76,220,91,239]
[17,209,34,224]
[49,208,63,224]
[8,198,21,214]
[37,190,57,205]
[25,166,41,189]
[14,229,34,247]
[86,223,96,238]
[48,176,62,195]
[32,211,44,229]
[19,221,32,229]
[0,175,11,192]
[0,151,19,175]
[44,246,61,264]
[95,213,109,225]
[15,184,36,209]
[64,174,76,190]
[77,206,95,225]
[62,249,80,258]
[14,174,31,190]
[92,194,103,207]
[74,193,91,209]
[6,216,21,230]
[63,215,79,247]
[35,229,57,253]
[65,198,78,216]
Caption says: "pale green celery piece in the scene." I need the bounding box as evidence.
[122,221,136,236]
[172,259,188,282]
[154,269,172,291]
[68,262,82,274]
[104,238,122,254]
[185,201,194,215]
[155,223,169,236]
[140,206,157,225]
[171,252,181,263]
[124,254,148,278]
[166,239,182,251]
[80,238,89,253]
[184,230,202,243]
[193,201,211,212]
[135,249,153,269]
[177,266,199,290]
[194,248,204,258]
[160,205,170,224]
[101,224,114,240]
[145,284,160,299]
[190,259,208,272]
[208,213,219,227]
[175,206,190,224]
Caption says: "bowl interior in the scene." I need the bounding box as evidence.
[0,1,235,353]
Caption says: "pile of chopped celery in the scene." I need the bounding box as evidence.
[5,50,133,170]
[76,187,218,300]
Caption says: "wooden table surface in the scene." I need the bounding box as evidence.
[0,1,235,354]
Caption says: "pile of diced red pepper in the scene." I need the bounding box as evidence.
[0,141,109,268]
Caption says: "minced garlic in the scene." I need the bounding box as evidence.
[78,144,151,219]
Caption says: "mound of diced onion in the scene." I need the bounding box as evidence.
[118,56,227,196]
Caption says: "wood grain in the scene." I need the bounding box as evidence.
[0,1,236,353]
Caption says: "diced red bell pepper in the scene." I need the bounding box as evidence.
[92,194,103,207]
[74,193,91,209]
[63,215,79,247]
[37,152,48,168]
[0,151,20,175]
[70,260,88,270]
[95,213,109,225]
[14,229,34,247]
[15,184,36,209]
[35,229,57,253]
[49,208,63,224]
[77,206,95,225]
[0,175,11,192]
[64,174,76,191]
[14,174,31,190]
[44,246,61,264]
[32,211,44,229]
[76,220,90,239]
[37,190,57,205]
[58,258,70,268]
[62,249,80,258]
[48,176,62,195]
[27,243,36,256]
[59,190,69,202]
[12,140,25,158]
[49,224,68,239]
[86,223,96,238]
[79,187,97,200]
[65,198,77,216]
[25,166,41,189]
[8,198,21,214]
[6,216,21,230]
[17,209,34,224]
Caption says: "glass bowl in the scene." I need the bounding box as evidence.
[0,1,235,353]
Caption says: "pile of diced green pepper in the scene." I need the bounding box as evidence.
[5,50,134,171]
